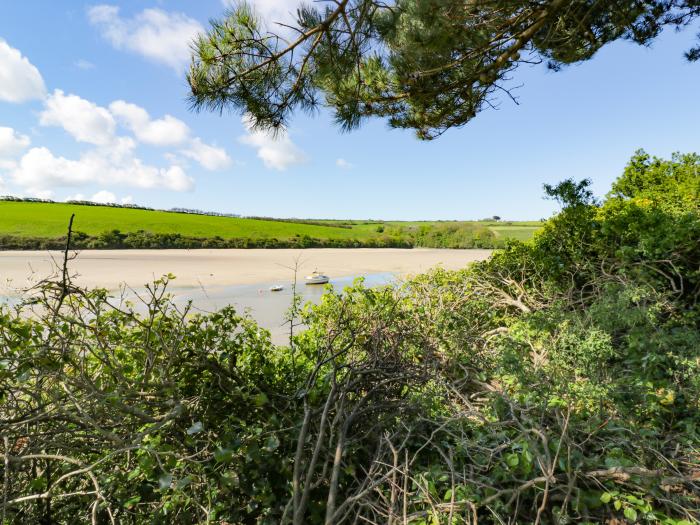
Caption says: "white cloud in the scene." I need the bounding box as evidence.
[90,190,117,203]
[40,90,116,146]
[0,160,17,171]
[87,5,204,72]
[336,158,353,169]
[109,100,231,170]
[67,191,134,204]
[239,114,307,171]
[32,189,54,200]
[0,39,46,103]
[223,0,301,31]
[11,146,194,194]
[74,59,95,70]
[181,137,232,171]
[0,127,31,158]
[110,100,189,146]
[7,83,214,196]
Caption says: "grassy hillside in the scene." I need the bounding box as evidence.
[0,202,366,240]
[0,201,541,248]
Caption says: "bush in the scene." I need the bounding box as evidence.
[1,150,698,523]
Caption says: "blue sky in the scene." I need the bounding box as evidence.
[0,1,698,220]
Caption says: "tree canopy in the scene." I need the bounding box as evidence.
[188,0,700,139]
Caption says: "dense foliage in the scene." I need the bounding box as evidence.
[1,151,699,523]
[189,1,700,138]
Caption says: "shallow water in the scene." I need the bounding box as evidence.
[1,272,397,345]
[165,272,396,344]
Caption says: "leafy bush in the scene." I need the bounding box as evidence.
[1,150,698,523]
[414,222,499,248]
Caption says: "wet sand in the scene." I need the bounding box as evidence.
[0,248,492,293]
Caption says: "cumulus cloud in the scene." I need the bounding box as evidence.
[0,126,31,158]
[181,138,232,171]
[110,100,189,146]
[0,39,46,103]
[87,5,203,71]
[336,158,353,169]
[32,189,54,200]
[239,115,307,171]
[40,90,116,145]
[11,146,194,194]
[37,91,229,175]
[0,126,31,172]
[109,100,232,169]
[66,191,134,204]
[89,190,117,203]
[5,80,233,196]
[65,192,85,201]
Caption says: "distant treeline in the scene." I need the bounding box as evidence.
[243,216,353,229]
[0,196,241,218]
[0,195,155,212]
[0,223,504,250]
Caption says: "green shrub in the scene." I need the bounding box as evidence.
[1,151,698,523]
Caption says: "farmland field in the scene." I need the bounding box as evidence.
[0,201,541,246]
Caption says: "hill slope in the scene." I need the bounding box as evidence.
[0,201,540,248]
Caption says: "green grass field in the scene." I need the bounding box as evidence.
[0,201,541,243]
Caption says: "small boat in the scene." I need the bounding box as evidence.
[269,284,284,292]
[305,270,329,285]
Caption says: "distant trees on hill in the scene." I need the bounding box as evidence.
[170,207,241,218]
[0,196,238,217]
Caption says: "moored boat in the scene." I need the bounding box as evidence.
[305,270,329,285]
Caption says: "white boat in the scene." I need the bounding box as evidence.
[305,270,329,285]
[269,284,284,292]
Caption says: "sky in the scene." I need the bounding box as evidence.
[0,1,698,221]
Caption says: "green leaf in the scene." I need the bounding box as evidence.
[600,492,612,504]
[625,495,644,506]
[175,476,192,490]
[624,507,638,522]
[264,434,280,451]
[124,495,141,509]
[158,473,173,490]
[506,453,519,467]
[253,392,269,406]
[214,448,233,463]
